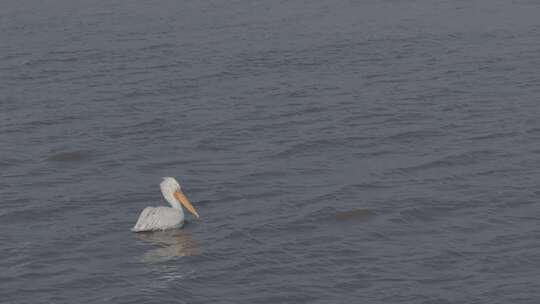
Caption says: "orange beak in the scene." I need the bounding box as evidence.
[174,190,199,219]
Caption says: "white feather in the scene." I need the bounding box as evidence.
[132,206,184,232]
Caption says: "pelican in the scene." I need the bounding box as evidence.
[132,177,199,232]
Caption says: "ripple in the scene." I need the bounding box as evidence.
[393,149,499,174]
[47,150,95,162]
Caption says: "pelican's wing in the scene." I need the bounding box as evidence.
[132,207,183,232]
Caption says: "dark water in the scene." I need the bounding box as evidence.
[2,0,540,303]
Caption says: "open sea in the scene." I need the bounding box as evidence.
[2,0,540,303]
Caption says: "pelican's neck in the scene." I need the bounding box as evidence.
[162,189,182,210]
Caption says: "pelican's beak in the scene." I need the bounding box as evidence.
[174,190,199,219]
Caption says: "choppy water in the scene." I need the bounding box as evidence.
[2,0,540,303]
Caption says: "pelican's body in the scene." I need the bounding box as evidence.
[132,177,199,232]
[132,206,184,232]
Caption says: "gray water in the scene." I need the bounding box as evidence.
[2,0,540,303]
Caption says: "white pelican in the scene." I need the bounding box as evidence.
[132,177,199,232]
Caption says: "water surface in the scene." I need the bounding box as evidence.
[2,0,540,303]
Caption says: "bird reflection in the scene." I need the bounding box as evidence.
[136,229,200,262]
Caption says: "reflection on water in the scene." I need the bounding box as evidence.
[136,230,200,262]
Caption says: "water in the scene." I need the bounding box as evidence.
[2,0,540,303]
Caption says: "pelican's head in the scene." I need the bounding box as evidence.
[160,177,199,218]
